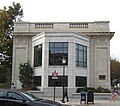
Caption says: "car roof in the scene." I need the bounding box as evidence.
[0,89,24,93]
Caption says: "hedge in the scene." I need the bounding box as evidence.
[76,87,111,93]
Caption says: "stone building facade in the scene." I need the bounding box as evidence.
[12,21,114,97]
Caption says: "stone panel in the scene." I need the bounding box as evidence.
[14,47,27,84]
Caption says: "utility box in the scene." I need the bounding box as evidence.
[87,90,94,104]
[80,91,86,104]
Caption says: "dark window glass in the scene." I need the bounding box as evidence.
[48,76,68,87]
[33,76,41,86]
[76,76,87,87]
[49,42,68,65]
[0,91,6,98]
[34,44,42,67]
[76,43,87,67]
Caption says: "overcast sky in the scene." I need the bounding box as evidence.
[0,0,120,60]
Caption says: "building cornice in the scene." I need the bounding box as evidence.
[13,31,115,37]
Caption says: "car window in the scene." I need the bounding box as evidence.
[0,91,6,98]
[8,92,25,101]
[21,92,40,101]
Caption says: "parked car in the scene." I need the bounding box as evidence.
[0,89,63,106]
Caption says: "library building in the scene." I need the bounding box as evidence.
[12,21,114,97]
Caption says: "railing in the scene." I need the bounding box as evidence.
[69,23,88,28]
[35,23,88,29]
[35,23,54,28]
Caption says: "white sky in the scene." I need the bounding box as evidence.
[0,0,120,60]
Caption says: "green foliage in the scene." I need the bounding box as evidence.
[76,87,95,93]
[0,2,23,85]
[19,63,33,88]
[76,87,111,93]
[31,86,38,90]
[95,87,111,93]
[110,58,120,86]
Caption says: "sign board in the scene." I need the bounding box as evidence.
[52,71,58,76]
[52,70,58,79]
[52,76,58,79]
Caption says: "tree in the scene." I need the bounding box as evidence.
[0,2,23,84]
[19,63,33,88]
[110,58,120,86]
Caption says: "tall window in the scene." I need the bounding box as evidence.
[48,76,68,87]
[49,42,68,65]
[76,43,87,67]
[33,76,41,86]
[34,44,42,67]
[76,76,87,87]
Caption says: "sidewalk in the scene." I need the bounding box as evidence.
[40,94,120,106]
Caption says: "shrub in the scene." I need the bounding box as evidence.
[31,86,38,90]
[19,62,33,89]
[76,87,111,93]
[95,87,111,93]
[76,87,95,93]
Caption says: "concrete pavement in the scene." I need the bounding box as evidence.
[40,94,120,106]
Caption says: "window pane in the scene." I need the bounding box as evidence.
[80,62,83,67]
[63,48,68,53]
[8,92,25,100]
[79,51,83,61]
[84,46,87,51]
[49,42,68,65]
[49,48,54,53]
[55,43,63,47]
[76,76,87,87]
[34,76,41,86]
[0,91,6,98]
[76,43,87,67]
[63,43,68,47]
[34,44,42,67]
[79,45,83,50]
[49,42,54,47]
[84,51,87,62]
[55,48,62,53]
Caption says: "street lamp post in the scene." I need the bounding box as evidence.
[62,58,66,103]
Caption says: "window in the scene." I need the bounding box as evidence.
[76,76,87,87]
[34,44,42,67]
[8,92,25,101]
[0,91,6,98]
[33,76,41,86]
[49,42,68,65]
[48,76,68,87]
[76,43,87,67]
